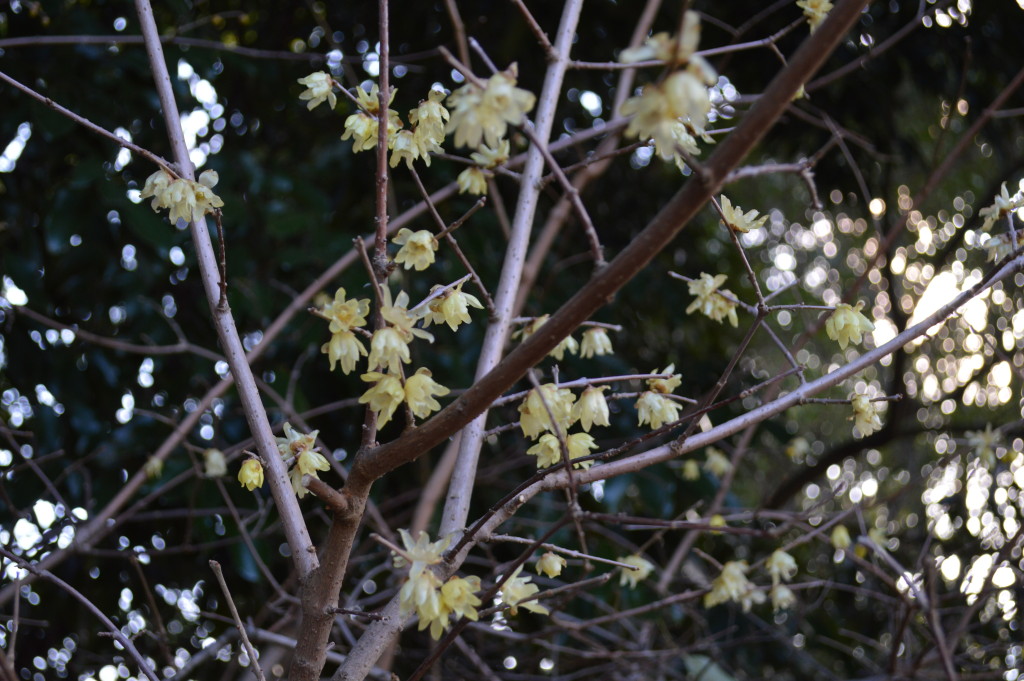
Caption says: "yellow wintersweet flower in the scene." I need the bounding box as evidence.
[238,458,264,491]
[831,525,852,551]
[144,456,163,480]
[389,130,421,169]
[785,437,810,460]
[766,550,798,585]
[359,370,405,427]
[686,273,739,327]
[572,386,610,432]
[526,432,597,469]
[409,87,449,153]
[393,529,450,570]
[636,392,681,430]
[321,288,370,332]
[619,554,655,588]
[518,384,576,440]
[421,283,484,331]
[979,181,1024,231]
[404,368,450,419]
[518,315,578,361]
[849,389,883,436]
[470,140,510,169]
[368,289,433,374]
[704,447,732,477]
[618,13,701,63]
[297,71,337,110]
[322,330,367,374]
[579,327,614,358]
[500,566,549,616]
[439,575,482,623]
[446,67,536,149]
[967,423,1002,468]
[796,0,834,31]
[400,568,444,636]
[647,364,682,394]
[140,169,224,225]
[621,70,714,162]
[457,166,488,195]
[826,302,874,349]
[771,584,796,612]
[392,228,439,271]
[704,560,764,611]
[535,552,567,578]
[683,459,701,480]
[276,422,319,461]
[719,195,768,234]
[203,448,227,477]
[341,83,401,152]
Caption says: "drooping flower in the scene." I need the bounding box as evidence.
[981,233,1016,262]
[765,550,798,586]
[359,370,406,427]
[536,552,567,578]
[979,181,1024,231]
[203,448,227,477]
[648,365,682,394]
[297,71,337,111]
[518,315,578,361]
[238,458,264,491]
[621,70,715,162]
[572,386,610,432]
[526,432,597,469]
[368,289,433,373]
[399,568,444,636]
[144,456,163,480]
[579,327,614,358]
[389,130,422,169]
[686,273,739,327]
[703,447,732,477]
[500,566,549,616]
[470,139,510,169]
[409,87,449,153]
[518,384,576,440]
[457,166,488,195]
[393,228,439,271]
[446,67,536,149]
[719,195,768,233]
[322,331,367,374]
[341,83,401,152]
[831,525,852,551]
[404,368,450,419]
[771,584,796,612]
[618,13,701,64]
[421,283,484,331]
[636,392,681,430]
[704,560,763,611]
[796,0,834,31]
[850,389,883,436]
[619,554,655,589]
[826,302,875,349]
[393,529,451,571]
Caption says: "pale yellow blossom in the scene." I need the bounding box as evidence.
[322,330,367,374]
[536,552,567,578]
[719,195,768,233]
[409,87,449,152]
[470,140,510,169]
[526,432,597,469]
[785,437,810,460]
[519,384,576,440]
[297,71,336,110]
[796,0,834,31]
[683,459,701,480]
[850,389,883,436]
[500,566,549,616]
[771,584,796,612]
[140,169,224,225]
[276,422,319,461]
[979,181,1024,231]
[321,288,370,333]
[389,129,422,169]
[238,458,264,491]
[636,392,681,429]
[572,386,610,432]
[359,370,405,427]
[619,554,655,588]
[579,327,614,358]
[647,365,682,394]
[831,525,852,551]
[457,166,488,195]
[686,273,739,327]
[393,228,439,271]
[621,70,714,162]
[144,456,163,480]
[421,284,484,331]
[341,83,401,152]
[203,448,227,477]
[446,67,536,149]
[404,367,450,419]
[704,560,763,611]
[967,423,1002,468]
[766,550,798,585]
[619,13,701,64]
[826,302,875,349]
[703,447,732,477]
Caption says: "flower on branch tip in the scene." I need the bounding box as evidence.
[796,0,834,31]
[409,87,449,153]
[321,288,370,333]
[536,552,567,578]
[421,283,484,331]
[526,432,597,469]
[686,273,739,327]
[404,367,450,419]
[457,166,488,195]
[203,448,227,477]
[704,560,763,611]
[500,566,549,616]
[393,228,439,271]
[703,447,732,477]
[825,302,874,349]
[446,66,536,149]
[719,195,768,234]
[766,550,798,586]
[636,392,681,430]
[619,12,701,64]
[771,584,796,612]
[359,370,405,427]
[140,169,224,225]
[580,327,614,358]
[238,458,264,491]
[850,389,884,437]
[322,330,367,374]
[619,554,654,589]
[572,386,610,432]
[519,384,576,440]
[979,181,1024,231]
[831,525,852,551]
[297,71,336,110]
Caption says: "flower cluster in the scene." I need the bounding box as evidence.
[704,561,764,611]
[686,273,739,327]
[636,365,683,429]
[140,169,224,225]
[825,301,874,349]
[618,554,655,589]
[394,530,482,640]
[340,83,403,153]
[849,389,883,436]
[319,288,370,374]
[619,12,717,170]
[526,431,598,469]
[447,67,536,149]
[276,422,330,498]
[517,315,579,361]
[360,367,450,427]
[796,0,834,31]
[457,140,511,196]
[765,549,798,612]
[979,181,1024,231]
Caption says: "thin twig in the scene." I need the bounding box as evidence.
[209,561,268,681]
